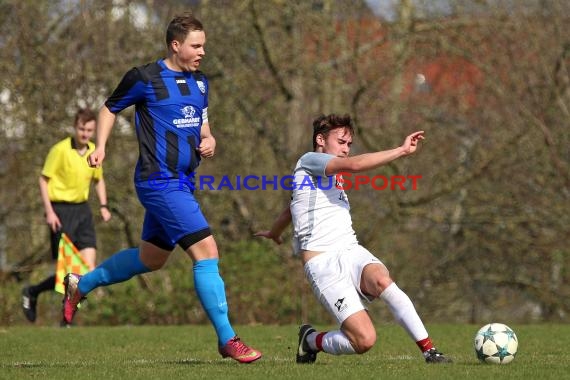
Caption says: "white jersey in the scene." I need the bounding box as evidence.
[290,152,358,254]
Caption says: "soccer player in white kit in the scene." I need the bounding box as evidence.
[255,114,451,364]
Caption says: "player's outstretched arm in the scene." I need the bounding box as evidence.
[325,131,424,176]
[254,206,292,245]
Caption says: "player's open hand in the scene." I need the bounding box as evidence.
[254,230,283,245]
[401,131,425,155]
[88,147,106,168]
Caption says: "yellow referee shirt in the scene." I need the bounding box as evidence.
[41,137,103,203]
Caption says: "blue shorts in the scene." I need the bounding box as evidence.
[135,179,211,251]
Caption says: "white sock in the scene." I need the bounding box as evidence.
[380,282,429,341]
[315,330,356,355]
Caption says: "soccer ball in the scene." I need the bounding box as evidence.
[474,323,518,364]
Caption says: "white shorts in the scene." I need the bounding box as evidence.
[303,244,383,325]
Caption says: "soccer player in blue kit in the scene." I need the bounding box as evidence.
[61,13,261,363]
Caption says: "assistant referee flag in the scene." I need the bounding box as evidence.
[54,233,89,294]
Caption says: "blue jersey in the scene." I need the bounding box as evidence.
[105,59,208,183]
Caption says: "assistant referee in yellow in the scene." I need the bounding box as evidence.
[22,108,112,323]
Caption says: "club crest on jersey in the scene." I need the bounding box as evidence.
[182,105,196,118]
[173,105,201,128]
[196,80,206,94]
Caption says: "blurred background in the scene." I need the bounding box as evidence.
[0,0,568,326]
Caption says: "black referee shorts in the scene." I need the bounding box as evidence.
[49,202,97,259]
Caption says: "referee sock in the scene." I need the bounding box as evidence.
[78,248,150,295]
[193,259,236,346]
[28,275,56,297]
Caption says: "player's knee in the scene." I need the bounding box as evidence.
[140,245,170,270]
[140,253,167,271]
[349,327,376,354]
[366,277,393,299]
[353,333,376,354]
[362,264,393,298]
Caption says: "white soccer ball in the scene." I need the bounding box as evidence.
[474,323,518,364]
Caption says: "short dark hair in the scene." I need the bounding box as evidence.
[312,114,354,150]
[74,108,96,127]
[166,13,204,49]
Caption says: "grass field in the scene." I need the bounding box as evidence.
[1,324,568,380]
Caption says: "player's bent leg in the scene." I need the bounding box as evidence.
[296,326,357,361]
[298,312,374,360]
[379,283,430,342]
[78,246,155,295]
[378,280,452,363]
[138,240,172,270]
[61,245,158,326]
[340,310,377,354]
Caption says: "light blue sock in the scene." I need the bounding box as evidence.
[193,259,235,346]
[78,248,151,295]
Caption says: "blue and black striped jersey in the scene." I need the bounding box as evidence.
[105,59,208,182]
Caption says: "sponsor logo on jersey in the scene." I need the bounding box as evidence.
[173,105,201,128]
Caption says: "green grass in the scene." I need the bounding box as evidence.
[1,324,568,380]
